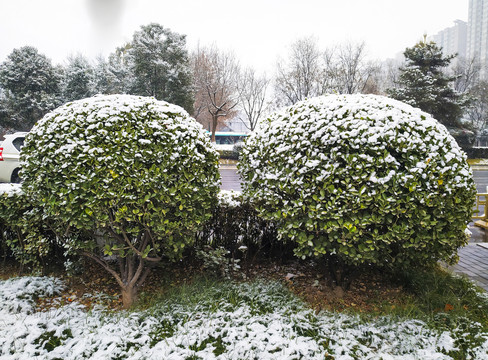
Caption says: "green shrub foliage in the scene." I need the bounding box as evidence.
[20,94,220,306]
[195,190,290,262]
[238,94,476,268]
[0,184,54,269]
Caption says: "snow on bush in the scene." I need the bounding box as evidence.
[239,94,476,268]
[1,276,487,359]
[0,184,53,267]
[217,190,242,208]
[19,94,221,307]
[0,183,22,196]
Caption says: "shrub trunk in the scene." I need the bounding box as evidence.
[121,284,137,309]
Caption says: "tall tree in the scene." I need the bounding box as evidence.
[0,46,62,130]
[452,56,481,94]
[106,45,135,95]
[387,39,469,128]
[333,42,380,94]
[274,38,381,106]
[236,68,270,131]
[61,54,95,102]
[192,46,240,142]
[466,80,488,130]
[90,56,114,95]
[127,23,193,113]
[274,37,324,106]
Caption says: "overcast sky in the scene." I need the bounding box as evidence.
[0,0,468,73]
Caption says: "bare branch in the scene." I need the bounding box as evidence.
[236,67,270,131]
[191,45,240,140]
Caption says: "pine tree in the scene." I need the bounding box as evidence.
[106,45,135,95]
[0,46,62,130]
[61,54,95,102]
[91,55,120,95]
[126,23,193,113]
[387,39,469,128]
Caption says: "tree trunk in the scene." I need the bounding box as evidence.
[211,114,218,143]
[325,253,355,291]
[121,283,137,309]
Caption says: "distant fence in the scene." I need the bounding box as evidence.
[474,136,488,148]
[465,147,488,159]
[464,136,488,158]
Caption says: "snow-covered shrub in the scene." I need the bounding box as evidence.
[238,94,476,269]
[232,142,244,159]
[20,94,220,307]
[0,184,54,268]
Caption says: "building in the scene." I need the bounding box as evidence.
[429,20,467,68]
[467,0,488,77]
[467,0,484,62]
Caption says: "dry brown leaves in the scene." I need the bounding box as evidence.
[2,257,408,314]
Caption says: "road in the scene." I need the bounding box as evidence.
[218,168,488,240]
[219,167,241,191]
[220,168,488,193]
[474,170,488,193]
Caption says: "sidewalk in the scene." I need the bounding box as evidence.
[450,225,488,291]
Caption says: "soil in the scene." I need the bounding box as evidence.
[0,257,408,314]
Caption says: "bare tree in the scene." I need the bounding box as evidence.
[333,41,380,94]
[236,68,270,131]
[192,46,240,142]
[274,37,325,106]
[452,56,481,93]
[467,82,488,130]
[379,58,403,94]
[274,39,381,106]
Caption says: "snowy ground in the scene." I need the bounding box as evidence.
[1,276,488,359]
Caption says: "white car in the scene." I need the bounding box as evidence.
[0,132,27,183]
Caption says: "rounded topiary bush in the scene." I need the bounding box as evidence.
[20,94,220,307]
[238,94,476,269]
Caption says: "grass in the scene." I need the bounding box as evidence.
[468,158,488,166]
[138,265,488,359]
[2,266,488,359]
[133,269,488,359]
[138,276,304,315]
[394,267,488,323]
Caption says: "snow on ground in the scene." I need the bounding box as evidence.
[0,183,22,196]
[1,276,488,359]
[213,144,235,152]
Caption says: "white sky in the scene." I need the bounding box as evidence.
[0,0,468,73]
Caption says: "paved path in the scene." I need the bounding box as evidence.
[449,168,488,291]
[219,165,488,291]
[451,242,488,291]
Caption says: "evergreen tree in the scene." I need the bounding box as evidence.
[61,54,95,102]
[126,23,193,113]
[107,45,136,95]
[0,46,62,130]
[387,39,469,128]
[91,55,121,95]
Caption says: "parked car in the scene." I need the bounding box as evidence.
[0,132,27,183]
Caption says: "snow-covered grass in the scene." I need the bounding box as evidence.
[1,276,488,359]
